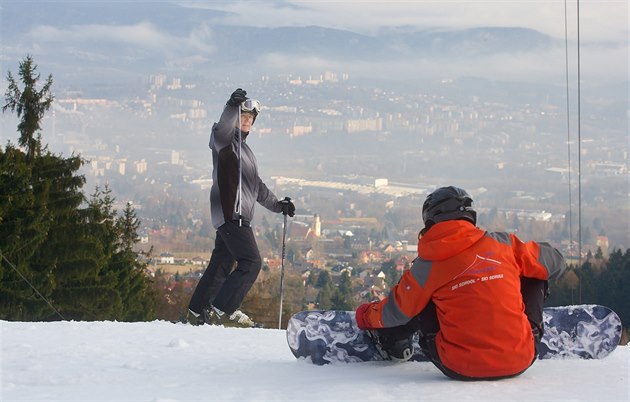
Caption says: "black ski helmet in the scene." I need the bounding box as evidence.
[422,186,476,229]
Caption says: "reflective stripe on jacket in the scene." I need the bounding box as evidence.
[361,220,566,378]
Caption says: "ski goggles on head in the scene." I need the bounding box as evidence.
[241,99,261,114]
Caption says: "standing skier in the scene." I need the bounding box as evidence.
[355,186,566,380]
[187,88,295,327]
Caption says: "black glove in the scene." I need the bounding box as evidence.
[278,197,295,217]
[227,88,248,106]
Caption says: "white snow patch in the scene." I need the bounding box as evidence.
[1,320,628,401]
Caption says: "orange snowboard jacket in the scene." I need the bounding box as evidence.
[360,220,566,378]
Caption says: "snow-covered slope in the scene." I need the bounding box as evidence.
[2,320,627,401]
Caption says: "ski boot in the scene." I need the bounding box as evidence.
[211,306,263,328]
[184,307,215,326]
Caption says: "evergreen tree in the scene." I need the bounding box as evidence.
[380,259,397,287]
[32,151,98,320]
[1,56,157,321]
[597,249,629,328]
[315,270,332,289]
[338,270,352,295]
[2,55,53,161]
[50,185,118,320]
[331,271,354,310]
[316,282,334,310]
[119,202,140,251]
[0,148,55,319]
[330,289,352,310]
[89,191,156,321]
[535,247,630,334]
[0,146,44,318]
[1,56,61,319]
[313,270,333,309]
[595,247,604,260]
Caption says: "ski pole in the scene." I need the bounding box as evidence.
[278,212,288,329]
[235,103,244,226]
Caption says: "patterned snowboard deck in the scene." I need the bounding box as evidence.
[538,305,622,359]
[287,305,622,365]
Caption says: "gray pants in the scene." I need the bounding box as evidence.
[188,220,262,315]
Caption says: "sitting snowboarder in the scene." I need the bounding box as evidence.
[355,186,566,380]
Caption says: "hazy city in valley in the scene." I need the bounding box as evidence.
[1,1,628,315]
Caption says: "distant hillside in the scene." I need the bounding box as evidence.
[1,1,556,83]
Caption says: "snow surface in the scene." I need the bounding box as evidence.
[1,320,628,401]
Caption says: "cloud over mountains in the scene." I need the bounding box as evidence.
[1,1,626,87]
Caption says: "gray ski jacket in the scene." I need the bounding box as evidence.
[208,103,282,229]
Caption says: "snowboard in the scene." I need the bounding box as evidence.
[286,305,622,365]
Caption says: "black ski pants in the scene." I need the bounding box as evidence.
[375,277,547,381]
[188,220,262,315]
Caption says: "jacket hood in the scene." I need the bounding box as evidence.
[418,220,484,261]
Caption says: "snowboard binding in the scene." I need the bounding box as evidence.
[366,329,414,362]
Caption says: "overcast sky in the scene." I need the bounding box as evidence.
[173,0,628,84]
[182,0,628,43]
[1,0,627,86]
